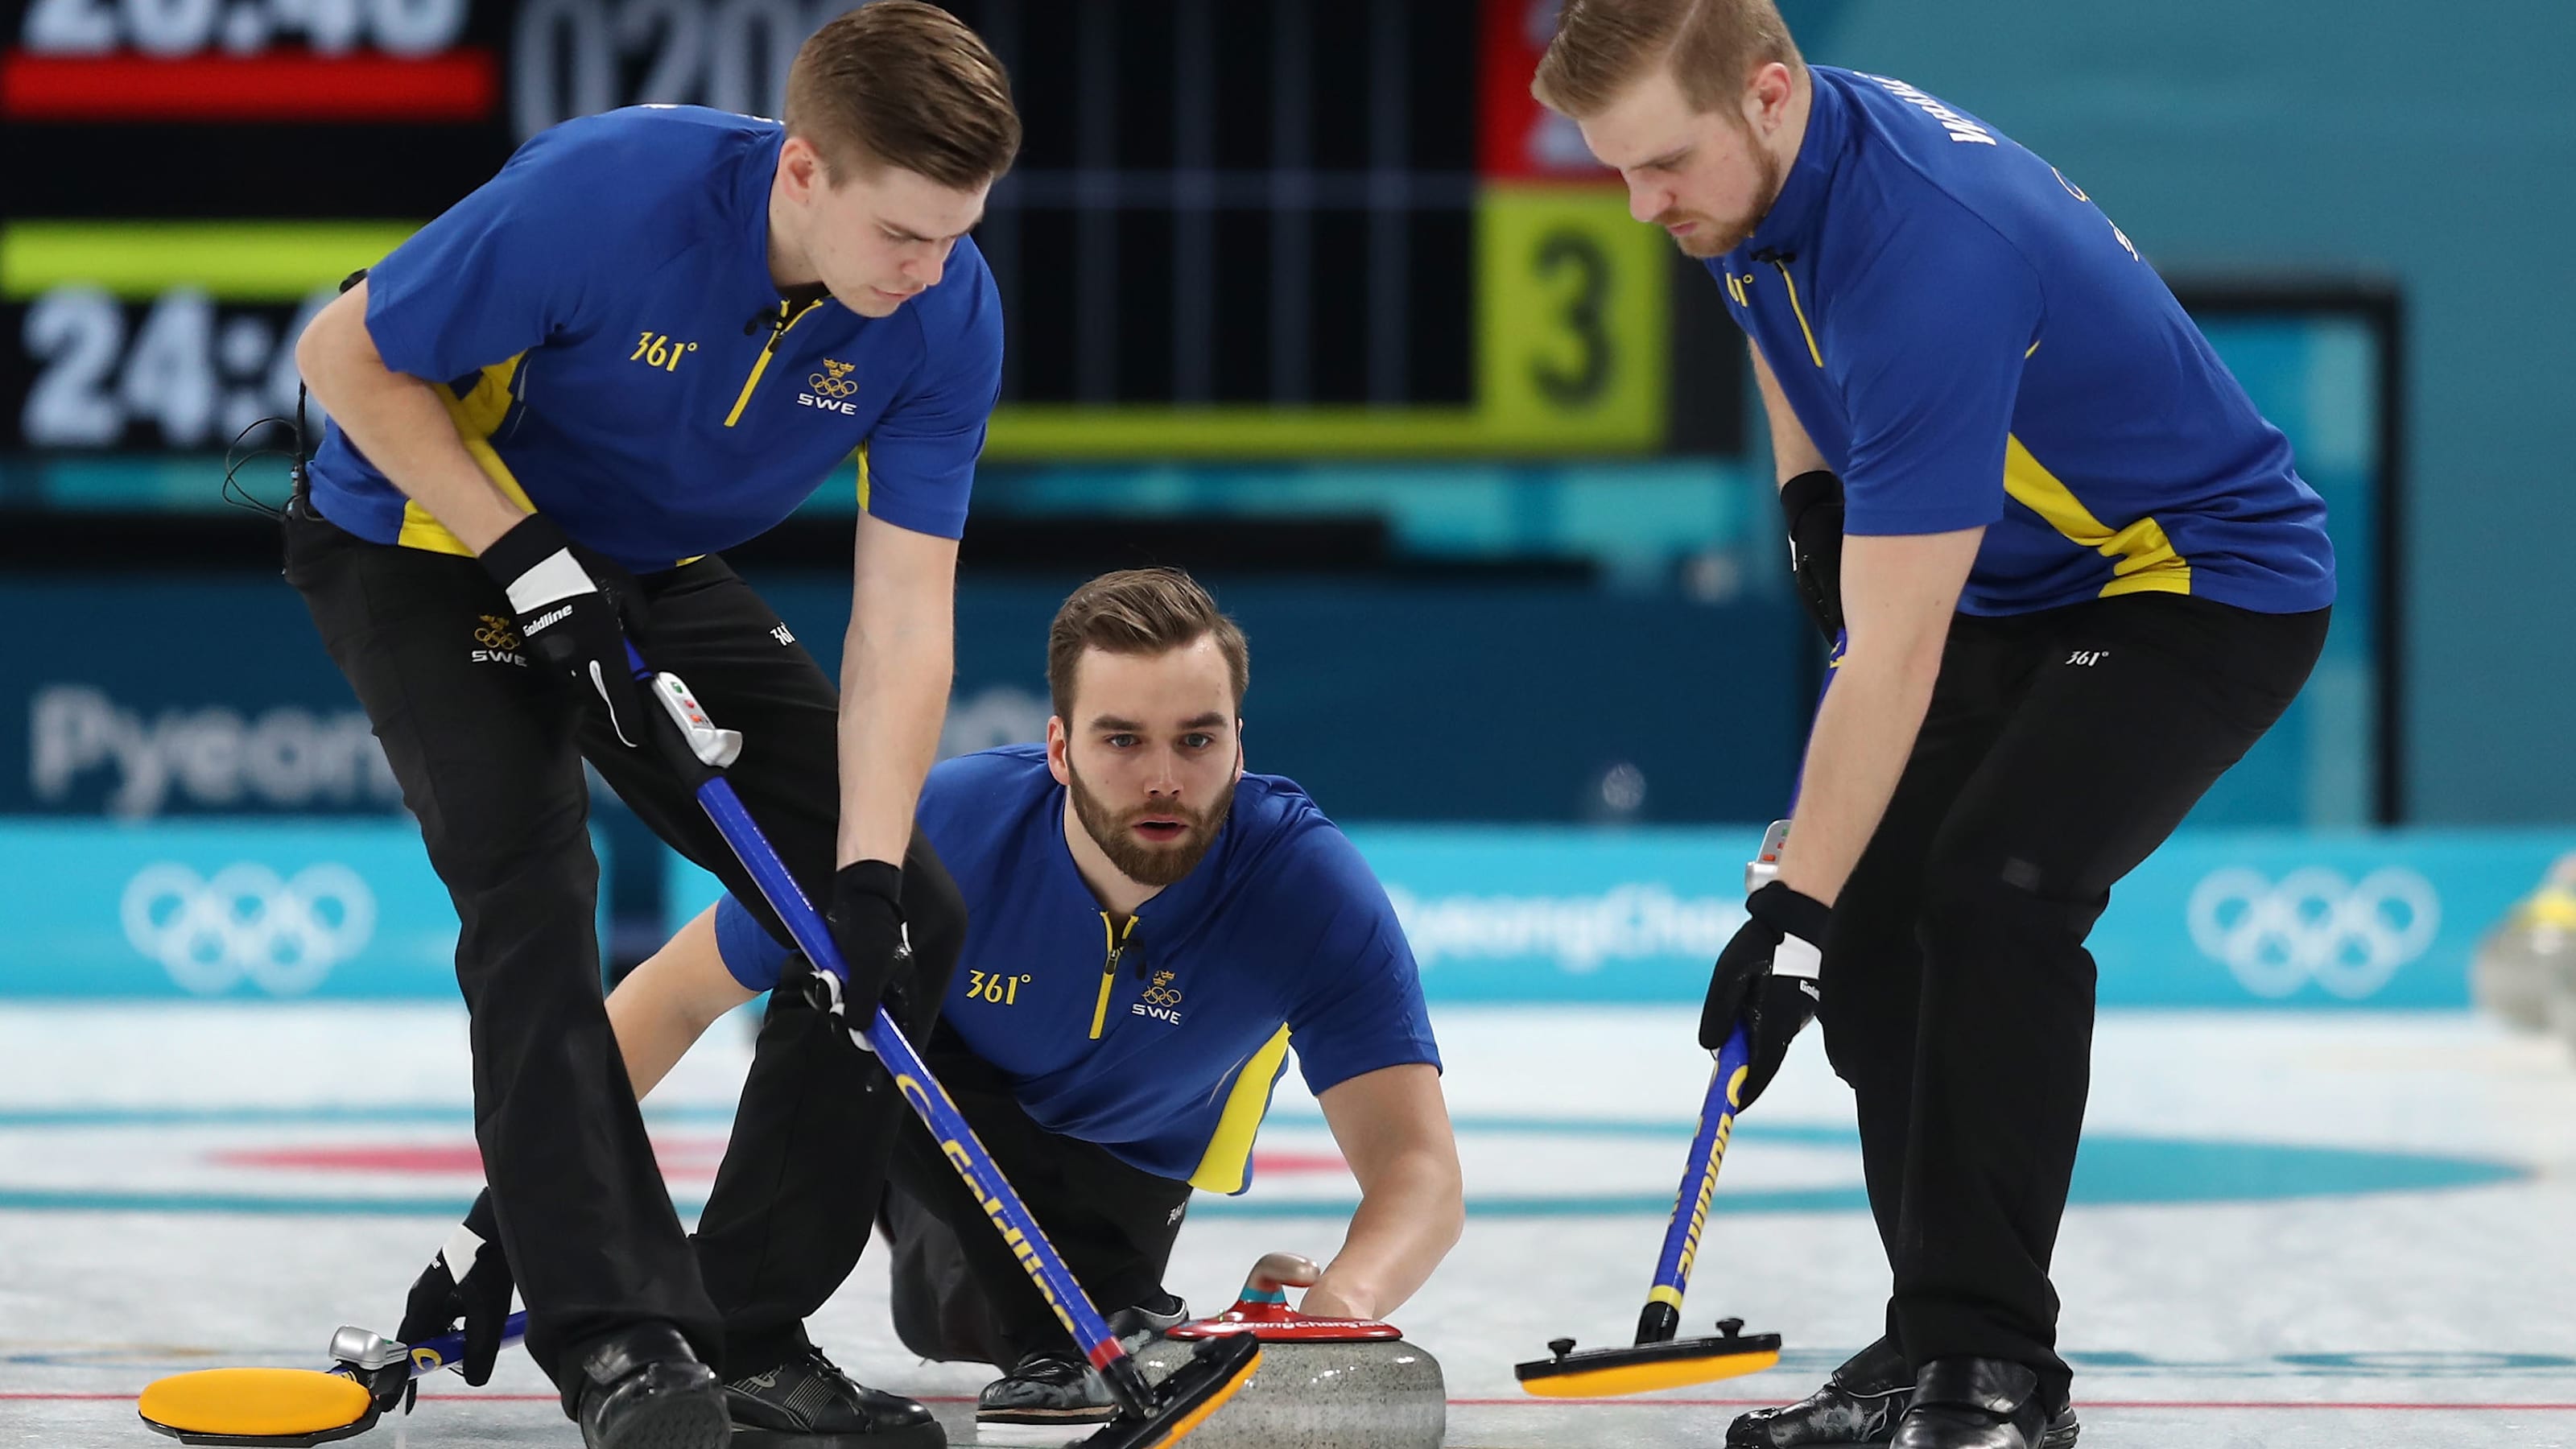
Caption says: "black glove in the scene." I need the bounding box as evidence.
[478,513,654,749]
[1778,469,1846,645]
[390,1189,512,1407]
[1699,881,1829,1108]
[819,859,910,1023]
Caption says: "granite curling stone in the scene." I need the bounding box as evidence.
[2472,852,2576,1032]
[1131,1253,1445,1449]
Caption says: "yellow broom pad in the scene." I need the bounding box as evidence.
[1517,1344,1781,1398]
[138,1368,374,1438]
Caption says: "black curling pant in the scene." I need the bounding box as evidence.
[1815,593,2327,1402]
[285,503,963,1400]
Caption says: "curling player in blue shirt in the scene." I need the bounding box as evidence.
[415,569,1464,1439]
[1534,3,2335,1447]
[284,8,1019,1447]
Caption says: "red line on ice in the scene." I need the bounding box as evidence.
[1451,1396,2576,1411]
[18,1392,2576,1412]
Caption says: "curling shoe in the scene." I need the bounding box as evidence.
[725,1344,943,1449]
[568,1323,729,1449]
[1729,1337,2081,1447]
[1728,1335,1913,1446]
[974,1295,1188,1431]
[1889,1358,2056,1449]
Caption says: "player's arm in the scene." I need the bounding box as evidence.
[819,258,997,1005]
[1295,1065,1463,1322]
[818,512,955,1019]
[1703,220,2036,1085]
[296,129,663,744]
[1769,221,2038,905]
[1774,526,1981,905]
[1750,340,1828,483]
[1752,339,1847,642]
[605,905,758,1099]
[295,280,524,552]
[296,127,617,551]
[836,513,958,869]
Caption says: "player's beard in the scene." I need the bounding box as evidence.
[1656,138,1788,258]
[1067,761,1234,888]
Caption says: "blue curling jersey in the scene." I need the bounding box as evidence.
[303,105,1002,572]
[1717,67,2334,616]
[716,745,1441,1192]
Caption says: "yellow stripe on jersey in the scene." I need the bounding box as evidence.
[397,354,535,555]
[857,444,872,514]
[1768,260,1824,368]
[725,299,824,427]
[1187,1026,1294,1195]
[2002,435,2192,598]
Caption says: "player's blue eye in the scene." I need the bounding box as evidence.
[1106,734,1137,749]
[1183,734,1214,749]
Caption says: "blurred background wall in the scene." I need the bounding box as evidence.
[2,0,2566,1013]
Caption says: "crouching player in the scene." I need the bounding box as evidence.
[407,568,1467,1442]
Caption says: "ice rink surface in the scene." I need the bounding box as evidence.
[5,1001,2574,1448]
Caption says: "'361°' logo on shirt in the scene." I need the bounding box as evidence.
[801,359,860,415]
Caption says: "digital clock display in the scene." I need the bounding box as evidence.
[4,0,1719,460]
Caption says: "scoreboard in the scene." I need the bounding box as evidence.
[4,0,1736,464]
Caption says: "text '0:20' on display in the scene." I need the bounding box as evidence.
[11,287,335,452]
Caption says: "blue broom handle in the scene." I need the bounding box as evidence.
[1636,1025,1754,1340]
[1633,628,1845,1343]
[394,1314,528,1379]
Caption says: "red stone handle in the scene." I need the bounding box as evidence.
[1164,1252,1403,1342]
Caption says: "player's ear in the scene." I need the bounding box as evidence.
[778,135,821,201]
[1234,727,1246,782]
[1748,61,1795,132]
[1046,716,1071,785]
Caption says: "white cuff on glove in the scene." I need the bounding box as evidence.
[1773,933,1823,981]
[502,548,595,613]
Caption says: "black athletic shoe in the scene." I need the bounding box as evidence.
[568,1323,729,1449]
[724,1344,943,1449]
[974,1294,1190,1430]
[1889,1358,2051,1449]
[1728,1338,2081,1447]
[1728,1335,1914,1446]
[976,1350,1114,1428]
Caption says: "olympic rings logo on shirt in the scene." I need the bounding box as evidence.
[2185,865,2440,1001]
[808,360,859,398]
[1141,984,1183,1008]
[119,862,377,997]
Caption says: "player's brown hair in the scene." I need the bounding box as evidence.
[783,2,1021,188]
[1532,0,1802,118]
[1048,569,1251,723]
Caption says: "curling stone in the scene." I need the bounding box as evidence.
[2472,852,2576,1032]
[2552,913,2576,1062]
[1131,1253,1444,1449]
